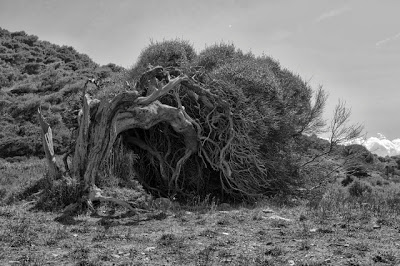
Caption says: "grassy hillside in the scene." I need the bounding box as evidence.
[0,27,124,159]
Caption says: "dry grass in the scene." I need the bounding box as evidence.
[1,159,400,265]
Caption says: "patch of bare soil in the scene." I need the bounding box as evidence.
[1,202,400,266]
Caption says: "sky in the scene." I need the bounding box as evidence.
[1,0,399,139]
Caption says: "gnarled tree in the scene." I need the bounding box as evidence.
[39,41,329,213]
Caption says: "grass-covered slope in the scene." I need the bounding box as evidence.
[0,27,124,159]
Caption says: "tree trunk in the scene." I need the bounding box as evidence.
[39,69,201,212]
[38,108,61,182]
[39,65,271,212]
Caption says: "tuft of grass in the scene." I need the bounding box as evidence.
[35,177,82,211]
[252,210,264,221]
[158,233,185,249]
[216,215,231,226]
[196,244,217,266]
[299,240,311,251]
[95,248,113,262]
[184,194,218,214]
[70,243,93,265]
[254,252,280,265]
[264,246,285,257]
[92,227,110,242]
[45,226,69,246]
[269,219,289,228]
[371,250,398,264]
[199,229,218,238]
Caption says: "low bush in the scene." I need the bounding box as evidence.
[348,179,372,197]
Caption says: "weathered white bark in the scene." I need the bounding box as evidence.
[72,93,91,178]
[38,108,61,181]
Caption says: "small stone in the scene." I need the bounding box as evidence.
[373,224,381,229]
[288,259,295,265]
[144,246,156,252]
[268,215,292,222]
[262,208,275,214]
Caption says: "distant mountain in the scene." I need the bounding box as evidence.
[350,133,400,157]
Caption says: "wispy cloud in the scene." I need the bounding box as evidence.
[315,7,351,23]
[376,32,400,47]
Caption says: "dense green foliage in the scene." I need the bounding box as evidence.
[0,27,124,158]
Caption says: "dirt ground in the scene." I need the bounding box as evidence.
[1,199,400,266]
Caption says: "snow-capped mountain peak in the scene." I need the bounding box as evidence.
[377,133,387,140]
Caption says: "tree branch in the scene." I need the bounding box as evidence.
[135,75,188,105]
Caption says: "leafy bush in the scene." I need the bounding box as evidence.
[195,42,245,71]
[129,39,196,80]
[0,64,19,87]
[43,92,63,105]
[345,163,368,177]
[123,40,324,199]
[0,136,43,157]
[348,179,372,197]
[23,62,45,75]
[10,82,39,94]
[35,178,81,211]
[211,53,312,145]
[342,144,374,163]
